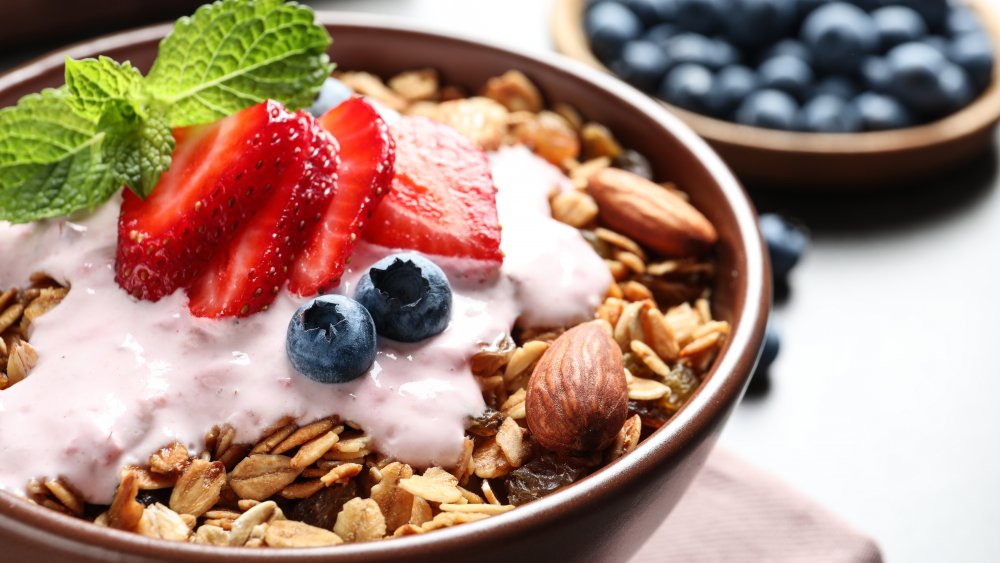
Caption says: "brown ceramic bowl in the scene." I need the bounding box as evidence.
[0,13,769,562]
[552,0,1000,189]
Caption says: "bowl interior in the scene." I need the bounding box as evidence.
[0,14,768,561]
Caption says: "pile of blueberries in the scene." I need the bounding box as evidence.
[586,0,996,132]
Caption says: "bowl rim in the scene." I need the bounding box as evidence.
[551,0,1000,155]
[0,11,770,560]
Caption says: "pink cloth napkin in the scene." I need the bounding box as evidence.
[631,448,882,562]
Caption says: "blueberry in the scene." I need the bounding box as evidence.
[759,213,808,281]
[663,32,734,69]
[586,2,643,62]
[946,6,983,37]
[923,35,950,55]
[613,40,671,91]
[644,22,680,47]
[801,2,878,74]
[758,54,814,101]
[286,295,377,384]
[757,322,781,374]
[860,56,893,93]
[799,94,863,132]
[723,0,797,48]
[354,253,453,343]
[735,89,800,130]
[759,38,813,65]
[811,76,858,100]
[713,39,743,68]
[887,41,971,116]
[892,0,948,32]
[854,91,915,130]
[674,0,724,34]
[948,33,995,91]
[308,78,353,118]
[705,65,759,117]
[658,63,714,111]
[872,6,928,52]
[624,0,677,27]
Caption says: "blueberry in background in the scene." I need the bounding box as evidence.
[891,0,949,32]
[759,38,813,65]
[887,41,973,117]
[355,253,453,343]
[735,89,800,130]
[673,0,724,35]
[723,0,797,48]
[948,32,996,91]
[922,35,950,55]
[854,91,915,130]
[758,54,814,101]
[586,2,643,62]
[714,39,743,69]
[748,321,781,393]
[811,76,858,100]
[860,56,893,93]
[799,94,864,132]
[759,213,808,282]
[308,77,353,117]
[286,295,377,384]
[872,6,928,52]
[704,64,759,117]
[659,63,714,111]
[644,22,680,47]
[624,0,677,27]
[801,2,878,74]
[946,6,983,37]
[664,32,736,69]
[612,40,671,91]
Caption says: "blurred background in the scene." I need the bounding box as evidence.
[2,1,999,561]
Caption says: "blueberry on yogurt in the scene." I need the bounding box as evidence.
[355,253,453,342]
[286,295,377,384]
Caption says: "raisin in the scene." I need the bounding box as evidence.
[288,481,357,530]
[661,364,700,414]
[135,489,170,507]
[613,149,653,180]
[504,454,593,506]
[468,408,505,437]
[628,399,670,429]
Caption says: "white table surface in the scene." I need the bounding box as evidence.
[303,1,1000,562]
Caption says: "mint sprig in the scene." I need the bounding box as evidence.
[0,0,332,224]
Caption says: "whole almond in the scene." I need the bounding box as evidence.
[525,320,628,454]
[588,168,718,257]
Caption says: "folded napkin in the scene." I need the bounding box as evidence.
[631,448,882,563]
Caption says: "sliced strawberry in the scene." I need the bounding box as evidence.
[288,97,395,296]
[187,114,340,317]
[362,116,503,263]
[116,101,306,301]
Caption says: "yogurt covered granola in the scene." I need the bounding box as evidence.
[0,63,728,547]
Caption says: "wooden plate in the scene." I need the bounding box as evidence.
[552,0,1000,189]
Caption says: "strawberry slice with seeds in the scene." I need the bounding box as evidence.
[362,115,503,263]
[288,97,395,296]
[115,101,306,301]
[187,114,340,317]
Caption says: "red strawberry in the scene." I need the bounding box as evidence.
[187,114,340,317]
[362,116,503,263]
[115,101,307,301]
[288,97,395,296]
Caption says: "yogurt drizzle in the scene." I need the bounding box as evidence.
[0,146,610,502]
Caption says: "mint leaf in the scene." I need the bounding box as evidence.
[105,109,175,198]
[146,0,332,127]
[0,89,118,223]
[65,56,144,121]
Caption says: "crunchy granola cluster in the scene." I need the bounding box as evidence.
[9,68,729,547]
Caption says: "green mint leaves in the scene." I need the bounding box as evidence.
[0,0,332,224]
[148,0,332,127]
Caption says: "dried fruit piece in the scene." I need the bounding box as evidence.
[289,481,357,530]
[108,471,144,531]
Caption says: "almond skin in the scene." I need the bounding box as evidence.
[588,168,718,257]
[525,320,628,455]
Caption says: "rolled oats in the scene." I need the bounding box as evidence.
[229,455,302,501]
[481,70,543,113]
[370,462,415,532]
[333,498,386,543]
[169,459,225,517]
[399,467,463,504]
[137,503,190,541]
[265,519,343,547]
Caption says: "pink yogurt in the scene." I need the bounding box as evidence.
[0,146,611,503]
